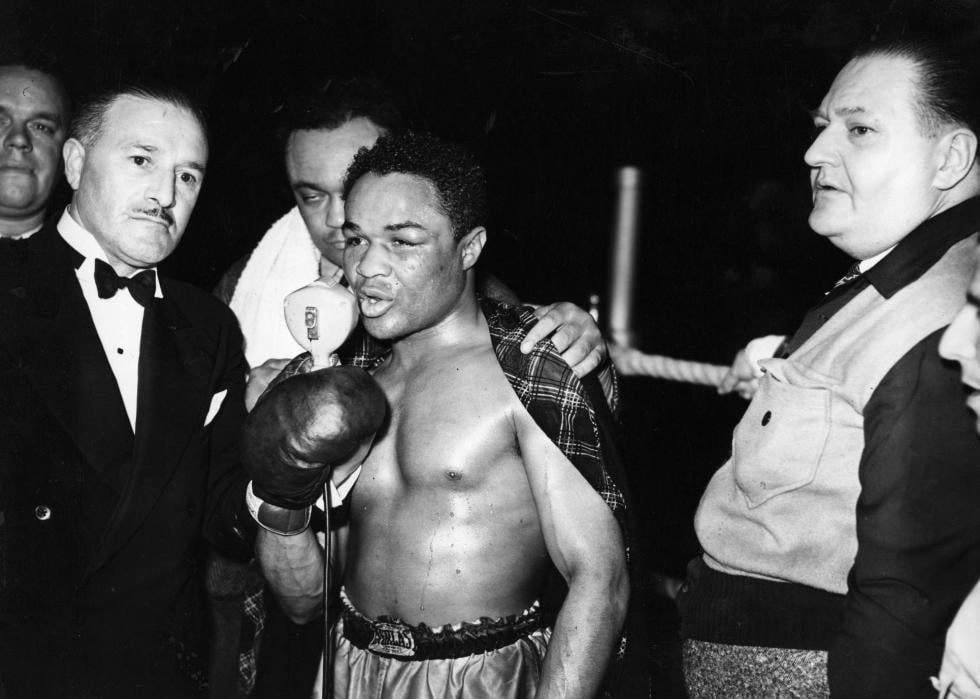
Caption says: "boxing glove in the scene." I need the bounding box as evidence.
[243,365,386,517]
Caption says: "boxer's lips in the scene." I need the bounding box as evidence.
[356,286,394,318]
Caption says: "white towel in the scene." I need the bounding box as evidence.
[229,207,321,367]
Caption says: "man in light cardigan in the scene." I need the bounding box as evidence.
[683,36,980,697]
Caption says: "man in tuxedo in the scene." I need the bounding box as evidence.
[0,60,69,239]
[0,84,255,697]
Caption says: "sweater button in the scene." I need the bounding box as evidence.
[761,410,772,426]
[34,505,52,521]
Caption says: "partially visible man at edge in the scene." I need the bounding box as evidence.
[0,59,69,239]
[247,132,645,697]
[935,249,980,699]
[683,37,980,697]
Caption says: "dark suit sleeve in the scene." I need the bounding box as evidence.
[201,311,256,561]
[828,329,980,697]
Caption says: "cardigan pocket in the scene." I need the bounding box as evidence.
[732,368,832,508]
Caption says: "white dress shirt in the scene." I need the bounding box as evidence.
[57,208,163,432]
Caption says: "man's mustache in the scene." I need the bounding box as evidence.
[135,207,175,226]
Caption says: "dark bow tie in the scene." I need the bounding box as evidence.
[93,258,156,307]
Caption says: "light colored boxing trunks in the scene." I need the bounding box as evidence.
[314,590,551,699]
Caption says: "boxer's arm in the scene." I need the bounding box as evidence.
[516,411,628,699]
[255,526,325,624]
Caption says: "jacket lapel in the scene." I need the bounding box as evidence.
[14,227,135,487]
[84,289,212,576]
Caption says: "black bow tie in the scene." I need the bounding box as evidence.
[93,259,156,307]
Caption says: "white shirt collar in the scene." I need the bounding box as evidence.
[56,207,163,297]
[857,245,896,274]
[57,207,112,262]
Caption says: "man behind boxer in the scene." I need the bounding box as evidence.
[248,132,640,698]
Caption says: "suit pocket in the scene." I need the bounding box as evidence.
[203,389,227,427]
[732,371,831,508]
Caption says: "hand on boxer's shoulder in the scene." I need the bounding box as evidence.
[243,365,387,510]
[521,302,607,377]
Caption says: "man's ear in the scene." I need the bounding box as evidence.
[459,227,487,271]
[62,138,86,191]
[934,128,978,191]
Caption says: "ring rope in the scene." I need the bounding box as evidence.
[609,344,728,387]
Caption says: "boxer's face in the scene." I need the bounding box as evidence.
[342,172,484,341]
[64,96,207,275]
[805,54,948,260]
[939,245,980,434]
[0,66,67,225]
[286,118,384,268]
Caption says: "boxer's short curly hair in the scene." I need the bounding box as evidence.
[343,132,487,240]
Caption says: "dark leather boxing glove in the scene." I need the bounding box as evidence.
[243,365,386,517]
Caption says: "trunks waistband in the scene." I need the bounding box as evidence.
[340,590,545,661]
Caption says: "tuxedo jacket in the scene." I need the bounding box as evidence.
[0,222,255,697]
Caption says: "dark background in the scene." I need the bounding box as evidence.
[5,0,980,692]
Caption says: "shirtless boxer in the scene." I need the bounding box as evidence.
[248,132,632,698]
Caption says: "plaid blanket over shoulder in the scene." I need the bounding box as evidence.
[478,298,627,520]
[344,297,626,526]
